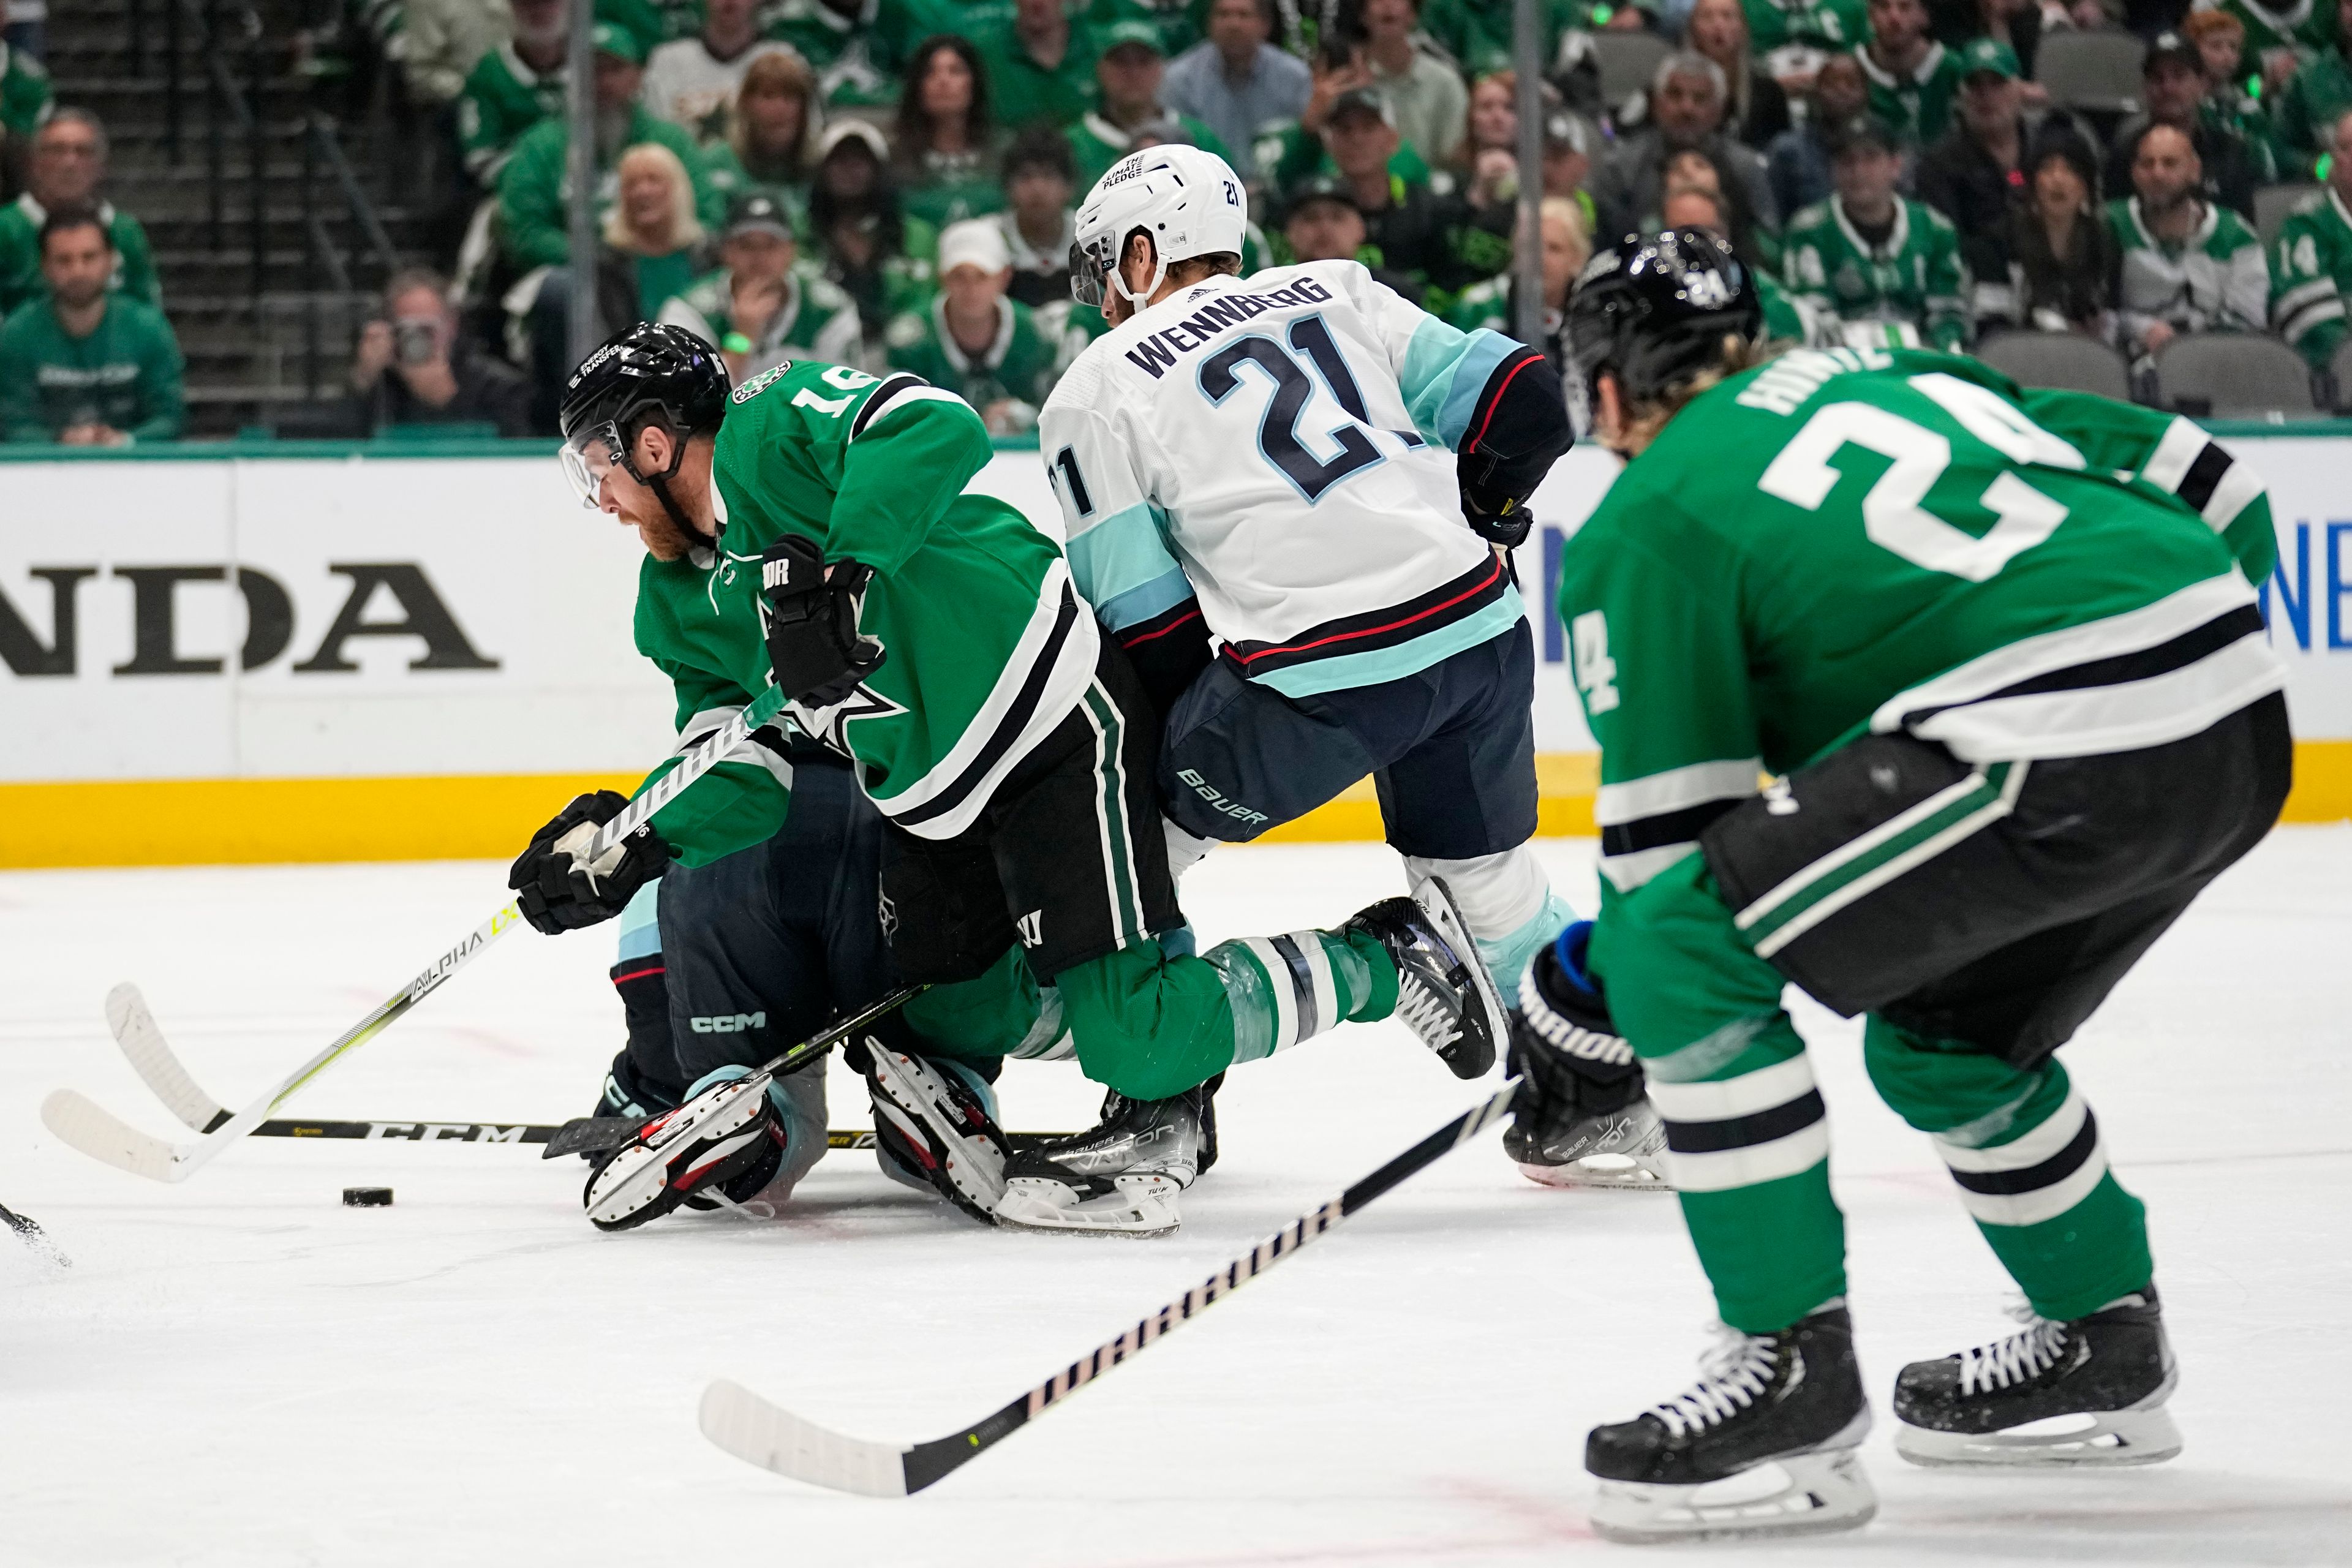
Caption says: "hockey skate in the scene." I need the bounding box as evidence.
[1504,946,1670,1189]
[993,1077,1218,1238]
[1893,1287,2181,1468]
[858,1041,1012,1226]
[1586,1304,1877,1545]
[1346,879,1509,1079]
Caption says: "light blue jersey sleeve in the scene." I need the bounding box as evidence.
[1038,399,1198,636]
[1330,258,1518,452]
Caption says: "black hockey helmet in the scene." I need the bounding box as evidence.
[1565,227,1762,432]
[556,321,731,517]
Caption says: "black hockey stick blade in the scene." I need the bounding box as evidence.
[1,1201,72,1268]
[699,1079,1521,1496]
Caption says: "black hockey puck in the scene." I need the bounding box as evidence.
[342,1186,394,1207]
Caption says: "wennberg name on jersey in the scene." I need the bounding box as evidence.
[1041,260,1528,701]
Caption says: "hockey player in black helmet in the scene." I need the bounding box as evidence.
[1537,227,2286,1540]
[1502,230,1769,1195]
[519,318,1512,1238]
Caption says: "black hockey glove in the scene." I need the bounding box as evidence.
[1459,480,1534,549]
[508,790,671,935]
[1510,921,1643,1125]
[1525,921,1619,1041]
[758,534,886,707]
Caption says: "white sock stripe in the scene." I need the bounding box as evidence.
[1241,937,1300,1053]
[1933,1084,2088,1172]
[1665,1121,1831,1193]
[1646,1054,1818,1124]
[1954,1142,2110,1227]
[1282,929,1339,1041]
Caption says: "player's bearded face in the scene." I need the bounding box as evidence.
[573,434,702,560]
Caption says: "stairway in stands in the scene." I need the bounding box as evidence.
[40,0,439,435]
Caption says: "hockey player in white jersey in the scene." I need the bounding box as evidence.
[1036,145,1667,1195]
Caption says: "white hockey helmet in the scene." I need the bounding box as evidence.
[1071,143,1250,309]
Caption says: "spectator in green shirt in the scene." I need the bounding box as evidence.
[496,22,724,270]
[1852,0,1964,146]
[456,0,573,185]
[2277,0,2352,164]
[0,206,184,445]
[894,35,1009,229]
[808,118,939,336]
[884,216,1060,431]
[0,109,160,318]
[764,0,905,110]
[982,0,1101,129]
[0,4,51,153]
[1065,20,1234,190]
[702,48,823,235]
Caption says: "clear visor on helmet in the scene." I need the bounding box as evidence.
[558,421,627,509]
[1069,236,1115,307]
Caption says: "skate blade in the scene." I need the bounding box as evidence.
[1516,1156,1675,1191]
[1894,1406,2182,1469]
[993,1176,1182,1238]
[1590,1449,1877,1544]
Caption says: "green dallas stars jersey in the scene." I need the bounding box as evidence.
[2214,0,2339,62]
[632,360,1097,864]
[2270,185,2352,368]
[1746,0,1869,50]
[1854,40,1965,145]
[1782,195,1969,352]
[1559,347,2282,900]
[883,294,1061,427]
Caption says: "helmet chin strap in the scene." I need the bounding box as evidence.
[624,422,716,544]
[1110,232,1169,308]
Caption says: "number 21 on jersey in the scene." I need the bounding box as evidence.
[1199,314,1400,503]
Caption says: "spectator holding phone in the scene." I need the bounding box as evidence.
[346,267,533,437]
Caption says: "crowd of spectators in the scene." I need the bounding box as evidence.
[11,0,2352,442]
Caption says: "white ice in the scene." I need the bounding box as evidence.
[3,834,2349,1567]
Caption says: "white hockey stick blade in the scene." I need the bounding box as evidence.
[40,1090,193,1182]
[699,1381,912,1498]
[105,982,232,1133]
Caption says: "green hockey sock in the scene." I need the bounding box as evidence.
[1646,1013,1848,1332]
[1207,927,1395,1065]
[1865,1020,2153,1321]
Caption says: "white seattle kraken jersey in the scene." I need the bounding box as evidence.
[1038,260,1526,697]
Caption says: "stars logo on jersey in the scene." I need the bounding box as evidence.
[789,682,907,758]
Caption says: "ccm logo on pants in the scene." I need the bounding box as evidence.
[690,1012,767,1033]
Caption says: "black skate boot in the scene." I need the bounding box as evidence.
[1586,1304,1876,1544]
[1503,944,1669,1190]
[856,1041,1012,1226]
[1893,1286,2180,1468]
[1344,879,1507,1079]
[993,1076,1219,1237]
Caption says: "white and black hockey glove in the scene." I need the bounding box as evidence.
[1513,921,1643,1114]
[508,790,670,935]
[759,534,886,707]
[581,1065,797,1231]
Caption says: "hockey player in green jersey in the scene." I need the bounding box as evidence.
[2268,107,2352,368]
[515,322,1512,1236]
[1530,230,2288,1541]
[1781,114,1967,351]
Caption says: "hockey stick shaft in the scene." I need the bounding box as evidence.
[237,1122,1055,1149]
[46,689,791,1182]
[699,1079,1521,1496]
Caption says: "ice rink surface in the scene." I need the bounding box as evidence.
[2,832,2348,1567]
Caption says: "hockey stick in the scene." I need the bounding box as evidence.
[108,980,1024,1156]
[1,1201,71,1268]
[41,687,791,1184]
[698,1079,1522,1496]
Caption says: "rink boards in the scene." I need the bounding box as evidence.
[4,431,2350,867]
